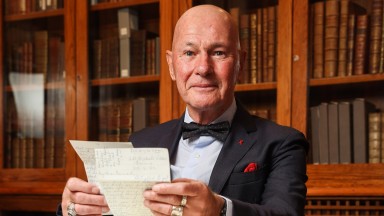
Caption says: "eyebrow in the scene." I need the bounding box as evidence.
[184,41,227,49]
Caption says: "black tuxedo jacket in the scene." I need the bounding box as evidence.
[129,104,308,216]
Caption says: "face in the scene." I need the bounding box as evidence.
[166,7,243,119]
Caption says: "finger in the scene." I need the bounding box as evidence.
[151,180,202,197]
[72,202,110,215]
[143,190,181,206]
[68,190,108,206]
[143,198,174,216]
[66,177,100,194]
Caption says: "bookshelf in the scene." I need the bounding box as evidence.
[0,0,383,215]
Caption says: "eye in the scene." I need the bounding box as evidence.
[184,51,194,56]
[213,51,225,56]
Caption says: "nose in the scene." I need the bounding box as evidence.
[195,53,212,76]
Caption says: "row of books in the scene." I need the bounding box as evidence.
[245,105,277,122]
[93,30,160,79]
[7,28,65,84]
[90,0,124,5]
[5,0,63,15]
[310,0,384,79]
[230,4,278,84]
[93,8,160,79]
[96,97,159,142]
[310,98,383,165]
[4,88,66,169]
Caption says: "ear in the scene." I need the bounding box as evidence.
[166,50,176,81]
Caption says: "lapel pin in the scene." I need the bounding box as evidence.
[238,139,244,145]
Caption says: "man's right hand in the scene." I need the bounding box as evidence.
[62,177,110,216]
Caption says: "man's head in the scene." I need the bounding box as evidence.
[166,5,245,124]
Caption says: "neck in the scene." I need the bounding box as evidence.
[187,98,234,125]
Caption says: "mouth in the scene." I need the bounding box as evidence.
[190,83,218,90]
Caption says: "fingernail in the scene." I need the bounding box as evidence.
[92,187,100,194]
[102,207,110,213]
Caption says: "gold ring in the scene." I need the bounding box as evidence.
[180,195,187,207]
[171,205,183,216]
[67,202,77,216]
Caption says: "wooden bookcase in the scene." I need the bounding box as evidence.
[0,0,383,214]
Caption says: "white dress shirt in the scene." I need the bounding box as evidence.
[171,99,236,215]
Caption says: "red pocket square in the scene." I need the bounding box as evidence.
[244,162,258,173]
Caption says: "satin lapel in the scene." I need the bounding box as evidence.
[208,106,258,193]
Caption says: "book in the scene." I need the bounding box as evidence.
[239,13,250,84]
[346,14,356,76]
[328,102,339,164]
[338,101,353,164]
[324,0,339,78]
[368,0,383,74]
[381,113,384,162]
[368,112,381,163]
[266,5,277,82]
[133,97,149,132]
[312,1,324,78]
[310,106,320,164]
[353,15,368,75]
[118,7,138,77]
[34,30,49,82]
[337,0,349,77]
[352,98,376,163]
[249,12,257,84]
[318,103,329,164]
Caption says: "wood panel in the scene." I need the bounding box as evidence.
[291,0,308,134]
[276,0,293,127]
[307,164,384,196]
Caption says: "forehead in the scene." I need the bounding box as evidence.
[174,17,233,47]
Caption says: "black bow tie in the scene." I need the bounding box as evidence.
[181,121,230,142]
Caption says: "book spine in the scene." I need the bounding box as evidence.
[337,0,349,77]
[368,0,383,74]
[338,102,353,164]
[346,14,356,76]
[328,102,340,164]
[239,14,250,84]
[352,98,376,163]
[266,5,276,82]
[319,103,329,164]
[324,0,339,78]
[249,12,257,84]
[312,1,325,78]
[310,106,320,164]
[368,112,381,163]
[256,8,263,83]
[353,15,368,75]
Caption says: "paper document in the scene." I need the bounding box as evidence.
[69,140,171,216]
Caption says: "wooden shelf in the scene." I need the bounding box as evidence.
[4,82,65,92]
[90,0,159,11]
[235,82,277,92]
[5,9,64,22]
[90,75,160,86]
[307,163,384,197]
[310,73,384,87]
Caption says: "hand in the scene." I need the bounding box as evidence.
[62,177,110,216]
[143,178,224,216]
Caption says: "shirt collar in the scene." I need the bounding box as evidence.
[184,98,237,125]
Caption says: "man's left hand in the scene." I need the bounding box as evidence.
[143,178,224,216]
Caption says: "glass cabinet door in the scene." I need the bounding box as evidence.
[86,1,161,142]
[2,1,66,169]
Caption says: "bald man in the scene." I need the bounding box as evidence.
[58,5,308,216]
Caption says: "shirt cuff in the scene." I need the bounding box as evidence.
[220,196,233,216]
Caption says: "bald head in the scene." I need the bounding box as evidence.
[172,5,240,50]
